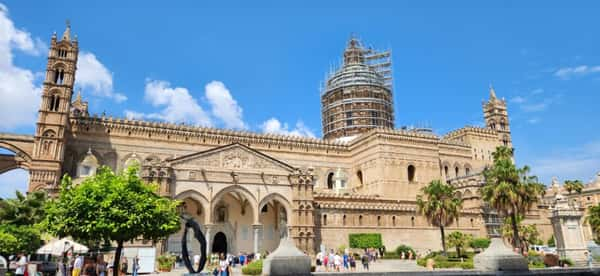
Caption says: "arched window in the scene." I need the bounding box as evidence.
[342,215,346,226]
[358,215,363,226]
[327,172,334,189]
[323,214,327,226]
[407,165,416,182]
[377,216,381,226]
[465,167,471,175]
[392,216,396,226]
[455,167,459,177]
[356,170,363,186]
[444,166,449,177]
[411,216,415,227]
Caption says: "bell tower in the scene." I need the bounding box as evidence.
[29,21,78,194]
[482,85,511,147]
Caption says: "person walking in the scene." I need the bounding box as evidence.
[83,258,97,276]
[587,251,594,268]
[72,255,84,276]
[361,254,369,271]
[96,255,107,276]
[132,256,140,276]
[218,253,231,276]
[15,253,27,276]
[119,257,128,276]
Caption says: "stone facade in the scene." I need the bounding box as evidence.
[0,24,517,255]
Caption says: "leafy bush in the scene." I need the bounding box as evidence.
[416,251,474,269]
[157,254,175,271]
[348,233,383,249]
[382,251,399,259]
[560,258,574,266]
[242,260,263,275]
[547,234,555,247]
[469,237,491,251]
[528,255,544,268]
[395,245,416,259]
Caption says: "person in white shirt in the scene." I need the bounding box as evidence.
[193,254,201,267]
[15,253,27,276]
[72,255,83,276]
[334,253,342,272]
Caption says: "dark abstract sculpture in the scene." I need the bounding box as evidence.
[181,217,207,274]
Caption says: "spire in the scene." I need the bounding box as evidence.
[61,20,71,42]
[74,89,82,104]
[489,83,497,100]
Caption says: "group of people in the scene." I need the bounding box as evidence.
[59,254,139,276]
[315,248,379,272]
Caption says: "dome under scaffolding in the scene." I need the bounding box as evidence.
[321,37,395,140]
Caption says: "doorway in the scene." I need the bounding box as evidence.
[212,232,227,255]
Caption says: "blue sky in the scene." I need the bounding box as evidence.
[1,1,599,197]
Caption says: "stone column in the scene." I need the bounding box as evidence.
[252,224,263,254]
[550,194,588,265]
[205,224,213,256]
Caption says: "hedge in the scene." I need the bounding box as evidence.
[242,260,263,275]
[348,233,383,249]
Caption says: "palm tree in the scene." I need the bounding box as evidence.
[446,231,472,258]
[564,180,584,195]
[481,146,543,252]
[0,190,47,225]
[586,204,600,241]
[417,180,463,255]
[501,215,540,252]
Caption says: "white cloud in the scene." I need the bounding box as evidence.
[554,65,600,80]
[260,118,315,138]
[527,117,540,124]
[510,96,526,104]
[530,139,600,184]
[0,5,44,130]
[76,51,126,102]
[127,79,212,126]
[205,81,246,129]
[531,88,544,95]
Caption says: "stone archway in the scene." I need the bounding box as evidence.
[212,232,227,254]
[208,185,259,255]
[258,193,293,253]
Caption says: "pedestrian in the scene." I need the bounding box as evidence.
[361,254,369,271]
[73,254,84,276]
[120,257,128,276]
[349,255,356,271]
[83,257,97,276]
[132,256,140,276]
[323,253,329,272]
[587,251,593,268]
[401,251,405,260]
[333,252,341,272]
[315,251,322,271]
[15,253,27,276]
[343,252,349,271]
[218,253,231,276]
[96,255,107,276]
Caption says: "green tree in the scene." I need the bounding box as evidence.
[469,237,491,252]
[547,234,555,247]
[45,166,181,276]
[501,216,541,252]
[586,204,600,245]
[348,233,383,249]
[564,180,584,195]
[0,190,46,256]
[0,230,18,257]
[481,146,544,252]
[416,180,463,255]
[446,231,472,258]
[0,190,47,225]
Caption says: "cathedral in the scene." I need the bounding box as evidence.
[0,23,515,256]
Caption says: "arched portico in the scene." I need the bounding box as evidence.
[258,193,293,252]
